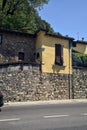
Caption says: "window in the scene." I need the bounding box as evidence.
[55,44,63,66]
[73,41,76,47]
[34,52,40,59]
[0,35,2,44]
[18,52,24,61]
[36,52,40,59]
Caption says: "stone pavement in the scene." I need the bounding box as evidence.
[4,99,87,107]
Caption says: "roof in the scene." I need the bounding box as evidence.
[0,29,74,40]
[46,32,74,40]
[76,40,87,44]
[36,29,74,40]
[0,29,35,37]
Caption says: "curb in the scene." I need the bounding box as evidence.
[4,99,87,107]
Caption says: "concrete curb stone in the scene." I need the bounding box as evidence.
[4,99,87,107]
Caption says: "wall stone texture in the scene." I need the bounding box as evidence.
[72,67,87,99]
[0,64,87,103]
[0,64,69,103]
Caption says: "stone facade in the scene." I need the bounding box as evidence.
[0,30,36,63]
[0,63,69,103]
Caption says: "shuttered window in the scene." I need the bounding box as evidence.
[55,44,63,66]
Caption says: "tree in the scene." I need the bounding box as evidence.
[1,0,49,15]
[0,0,53,33]
[2,0,7,10]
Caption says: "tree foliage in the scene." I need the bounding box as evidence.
[0,0,53,33]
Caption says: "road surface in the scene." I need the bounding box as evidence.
[0,102,87,130]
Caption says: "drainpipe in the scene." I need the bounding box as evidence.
[68,40,72,99]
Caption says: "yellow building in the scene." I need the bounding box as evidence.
[73,40,87,54]
[36,30,74,74]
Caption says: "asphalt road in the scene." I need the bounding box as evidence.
[0,102,87,130]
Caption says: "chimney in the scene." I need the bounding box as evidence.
[82,37,84,41]
[66,35,68,37]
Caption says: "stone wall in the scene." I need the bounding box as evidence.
[72,67,87,99]
[0,63,69,103]
[1,64,87,103]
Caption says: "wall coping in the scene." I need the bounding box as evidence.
[73,66,87,69]
[0,62,41,67]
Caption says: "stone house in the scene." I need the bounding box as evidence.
[1,29,87,72]
[0,29,36,64]
[0,29,75,74]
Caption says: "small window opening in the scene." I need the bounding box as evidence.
[34,52,40,59]
[0,35,2,44]
[37,52,40,59]
[18,52,24,61]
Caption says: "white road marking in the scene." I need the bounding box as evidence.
[43,114,69,118]
[81,113,87,116]
[0,118,20,122]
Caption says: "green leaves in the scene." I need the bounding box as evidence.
[27,0,49,8]
[2,0,7,10]
[72,52,87,67]
[0,0,53,33]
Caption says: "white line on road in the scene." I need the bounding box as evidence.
[43,114,69,118]
[0,118,20,122]
[81,113,87,116]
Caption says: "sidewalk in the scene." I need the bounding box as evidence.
[4,99,87,107]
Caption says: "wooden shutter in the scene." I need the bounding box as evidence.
[55,44,63,65]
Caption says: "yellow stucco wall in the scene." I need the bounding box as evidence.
[36,30,72,74]
[73,43,87,54]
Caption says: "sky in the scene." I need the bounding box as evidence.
[38,0,87,41]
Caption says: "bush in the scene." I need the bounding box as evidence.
[72,52,87,66]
